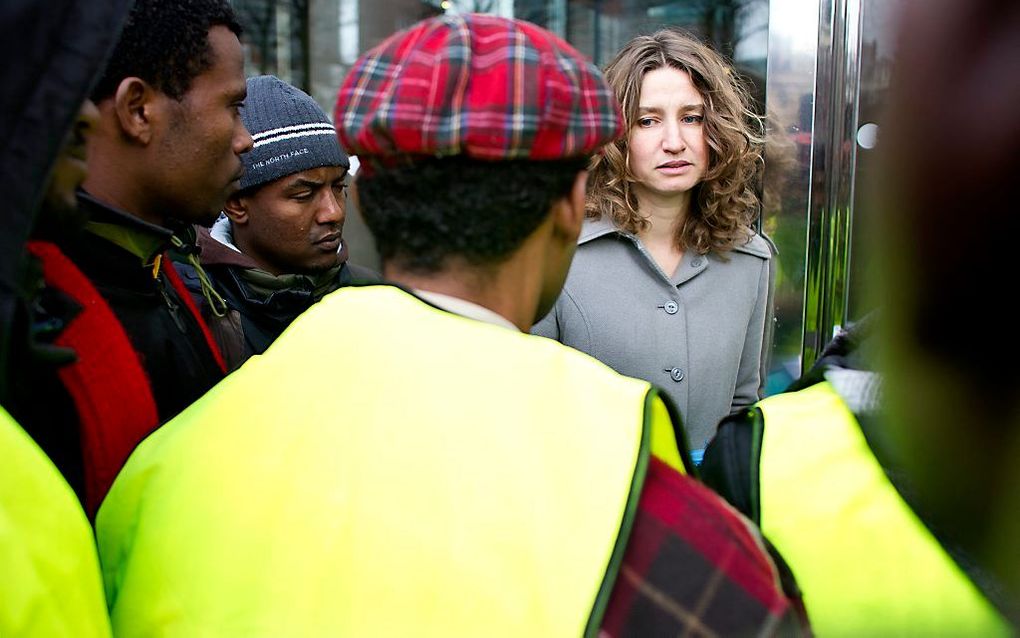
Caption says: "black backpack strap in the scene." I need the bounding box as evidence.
[701,407,765,525]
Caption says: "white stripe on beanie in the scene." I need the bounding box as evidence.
[252,128,337,149]
[251,122,335,141]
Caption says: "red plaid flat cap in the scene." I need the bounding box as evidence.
[335,13,623,163]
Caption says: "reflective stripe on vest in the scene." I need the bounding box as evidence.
[0,407,111,637]
[98,285,686,637]
[759,381,1009,636]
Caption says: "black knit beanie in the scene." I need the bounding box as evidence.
[238,75,349,192]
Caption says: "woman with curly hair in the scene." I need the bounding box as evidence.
[533,28,774,458]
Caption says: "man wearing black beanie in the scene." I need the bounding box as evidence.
[177,75,376,370]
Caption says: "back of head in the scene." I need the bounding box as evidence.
[354,156,587,274]
[335,13,623,274]
[877,0,1020,596]
[0,0,133,400]
[590,28,763,254]
[91,0,241,103]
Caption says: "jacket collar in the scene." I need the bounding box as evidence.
[77,190,177,263]
[578,214,774,260]
[578,215,621,245]
[732,232,775,259]
[198,218,261,270]
[413,290,518,332]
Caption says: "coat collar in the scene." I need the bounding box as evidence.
[77,190,177,264]
[578,214,774,261]
[578,215,621,245]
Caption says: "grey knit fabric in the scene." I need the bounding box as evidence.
[238,75,349,192]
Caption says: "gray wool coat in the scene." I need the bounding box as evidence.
[532,216,776,451]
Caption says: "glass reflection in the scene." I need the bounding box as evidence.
[761,0,819,392]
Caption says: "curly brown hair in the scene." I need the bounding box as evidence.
[588,28,764,254]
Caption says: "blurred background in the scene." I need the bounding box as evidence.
[230,0,905,394]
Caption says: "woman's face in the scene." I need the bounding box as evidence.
[627,66,709,207]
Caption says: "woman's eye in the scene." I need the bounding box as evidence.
[681,114,704,124]
[637,118,657,127]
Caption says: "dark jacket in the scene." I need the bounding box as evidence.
[6,192,227,512]
[176,219,377,370]
[0,0,132,398]
[65,193,227,419]
[0,0,161,517]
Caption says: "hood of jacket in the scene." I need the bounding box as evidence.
[0,0,134,396]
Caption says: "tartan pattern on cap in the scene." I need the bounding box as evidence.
[335,13,623,162]
[600,458,803,636]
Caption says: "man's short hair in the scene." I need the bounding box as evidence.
[357,156,588,274]
[91,0,242,102]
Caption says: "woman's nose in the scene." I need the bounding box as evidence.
[661,121,686,153]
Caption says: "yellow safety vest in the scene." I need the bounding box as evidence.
[0,406,111,637]
[98,285,687,637]
[758,381,1010,636]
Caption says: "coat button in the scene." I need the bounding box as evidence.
[665,367,685,382]
[662,301,678,315]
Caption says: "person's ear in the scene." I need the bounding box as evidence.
[112,77,161,145]
[552,169,588,243]
[223,193,249,225]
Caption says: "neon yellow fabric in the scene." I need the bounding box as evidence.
[648,394,686,475]
[98,285,684,637]
[0,406,111,637]
[759,382,1010,636]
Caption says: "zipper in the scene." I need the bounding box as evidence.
[152,254,188,334]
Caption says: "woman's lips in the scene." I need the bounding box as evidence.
[656,160,693,174]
